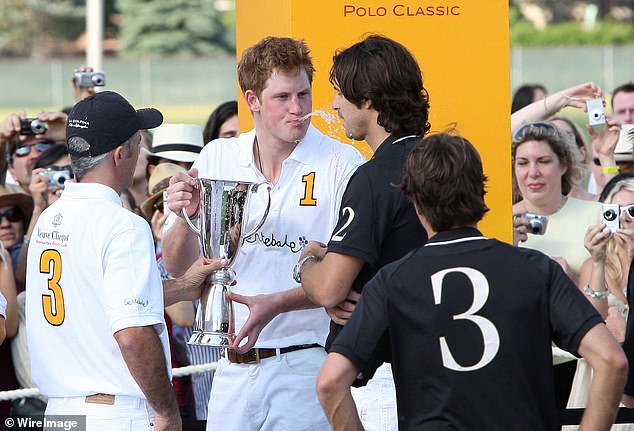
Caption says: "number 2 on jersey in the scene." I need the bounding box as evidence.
[431,267,500,371]
[40,249,65,326]
[331,207,355,242]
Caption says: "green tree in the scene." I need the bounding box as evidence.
[0,0,118,58]
[116,0,235,56]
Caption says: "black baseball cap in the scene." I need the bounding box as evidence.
[66,91,163,157]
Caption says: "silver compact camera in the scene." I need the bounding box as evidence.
[41,166,73,191]
[601,203,620,232]
[524,212,549,235]
[20,118,47,135]
[73,71,106,88]
[586,98,606,126]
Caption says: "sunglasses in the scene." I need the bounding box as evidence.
[14,141,55,157]
[0,207,24,222]
[512,122,559,142]
[618,204,634,219]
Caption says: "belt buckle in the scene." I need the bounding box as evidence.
[245,349,260,364]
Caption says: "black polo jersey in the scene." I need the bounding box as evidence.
[326,134,428,351]
[330,228,603,431]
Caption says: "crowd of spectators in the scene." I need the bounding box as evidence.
[1,42,634,430]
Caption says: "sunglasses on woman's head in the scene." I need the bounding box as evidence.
[0,207,24,222]
[512,122,559,142]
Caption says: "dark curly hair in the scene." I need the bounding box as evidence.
[329,34,431,137]
[401,132,488,231]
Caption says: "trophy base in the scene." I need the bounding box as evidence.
[188,331,233,347]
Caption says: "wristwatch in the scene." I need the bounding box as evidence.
[293,255,319,284]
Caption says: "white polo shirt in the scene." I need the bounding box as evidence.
[188,124,364,347]
[0,290,6,318]
[26,182,170,398]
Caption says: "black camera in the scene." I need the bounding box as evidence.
[524,212,549,235]
[41,166,73,191]
[20,118,47,135]
[73,71,106,88]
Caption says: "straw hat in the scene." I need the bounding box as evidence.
[140,163,187,219]
[0,184,33,223]
[142,123,204,163]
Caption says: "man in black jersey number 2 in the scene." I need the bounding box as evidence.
[296,35,430,430]
[316,133,627,431]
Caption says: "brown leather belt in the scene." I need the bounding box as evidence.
[85,393,115,405]
[224,343,320,364]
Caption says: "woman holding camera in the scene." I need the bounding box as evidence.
[565,174,634,429]
[512,122,601,283]
[579,174,634,336]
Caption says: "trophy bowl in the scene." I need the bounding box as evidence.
[183,178,271,347]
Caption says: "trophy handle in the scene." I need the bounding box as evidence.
[242,181,272,239]
[181,179,202,236]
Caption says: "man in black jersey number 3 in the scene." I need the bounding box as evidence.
[316,133,627,431]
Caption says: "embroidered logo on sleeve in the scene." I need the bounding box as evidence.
[124,298,149,307]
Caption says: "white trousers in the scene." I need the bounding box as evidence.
[206,347,329,431]
[45,395,154,431]
[351,363,398,431]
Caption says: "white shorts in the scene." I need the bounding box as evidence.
[351,363,398,431]
[206,347,329,431]
[45,395,155,431]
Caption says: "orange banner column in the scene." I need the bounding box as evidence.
[237,0,511,242]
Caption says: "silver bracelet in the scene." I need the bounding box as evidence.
[583,285,608,299]
[293,255,319,284]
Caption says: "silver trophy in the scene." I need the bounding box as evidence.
[184,178,271,347]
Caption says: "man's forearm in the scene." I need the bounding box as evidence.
[579,324,628,431]
[301,252,364,308]
[162,217,200,277]
[275,286,318,313]
[163,277,192,307]
[114,326,179,417]
[581,363,627,431]
[317,353,364,431]
[323,388,363,431]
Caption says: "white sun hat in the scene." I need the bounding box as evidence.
[143,123,204,163]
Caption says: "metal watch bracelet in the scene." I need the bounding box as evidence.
[293,255,319,284]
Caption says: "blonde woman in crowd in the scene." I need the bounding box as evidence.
[566,174,634,430]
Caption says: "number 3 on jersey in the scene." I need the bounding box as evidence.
[40,249,65,326]
[431,267,500,371]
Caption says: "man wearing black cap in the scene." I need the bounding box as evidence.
[25,91,221,431]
